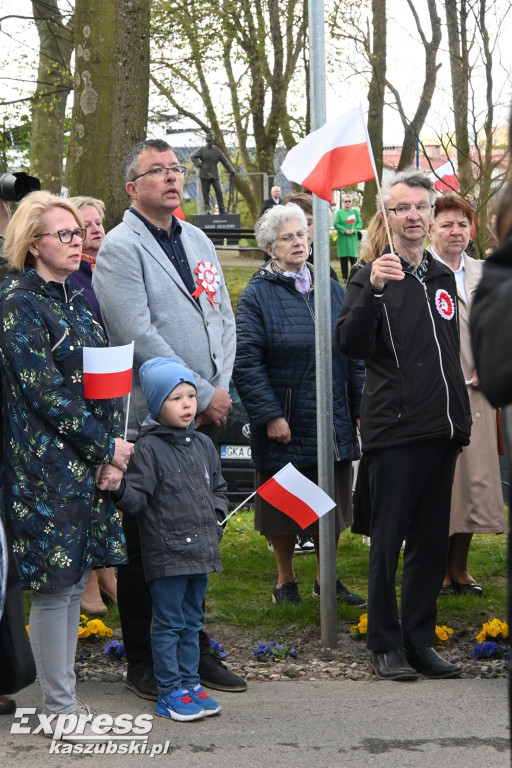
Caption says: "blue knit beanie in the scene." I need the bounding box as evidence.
[139,357,196,418]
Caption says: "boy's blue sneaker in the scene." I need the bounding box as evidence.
[187,683,222,716]
[156,689,207,722]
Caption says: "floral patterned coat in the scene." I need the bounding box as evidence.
[0,267,126,591]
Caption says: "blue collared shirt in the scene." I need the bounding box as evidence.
[130,208,196,296]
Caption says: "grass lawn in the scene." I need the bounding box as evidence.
[222,265,257,312]
[28,507,505,644]
[204,508,508,637]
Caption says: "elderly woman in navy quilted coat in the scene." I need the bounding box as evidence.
[233,203,365,606]
[0,191,133,722]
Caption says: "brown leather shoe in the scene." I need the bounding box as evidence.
[0,695,16,715]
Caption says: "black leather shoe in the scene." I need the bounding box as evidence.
[405,647,462,678]
[452,581,483,596]
[370,649,419,681]
[124,663,158,700]
[199,651,247,692]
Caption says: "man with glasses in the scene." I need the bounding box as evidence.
[336,168,471,682]
[93,139,245,700]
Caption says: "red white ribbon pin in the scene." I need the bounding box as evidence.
[192,261,220,306]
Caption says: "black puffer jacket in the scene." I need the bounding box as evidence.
[470,238,512,408]
[336,253,471,452]
[232,265,364,472]
[113,421,227,582]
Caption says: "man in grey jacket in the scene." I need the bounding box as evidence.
[93,138,244,699]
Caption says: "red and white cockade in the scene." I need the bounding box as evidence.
[435,289,455,321]
[192,261,220,306]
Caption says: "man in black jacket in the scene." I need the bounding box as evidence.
[336,168,471,682]
[259,185,281,217]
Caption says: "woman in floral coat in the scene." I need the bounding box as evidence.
[0,191,133,721]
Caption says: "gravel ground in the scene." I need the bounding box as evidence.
[75,618,508,684]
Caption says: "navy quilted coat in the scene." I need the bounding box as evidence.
[232,265,364,472]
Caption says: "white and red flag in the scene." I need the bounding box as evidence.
[281,106,377,202]
[256,463,336,529]
[83,342,134,399]
[429,158,459,192]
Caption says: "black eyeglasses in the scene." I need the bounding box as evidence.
[34,228,86,244]
[131,166,187,182]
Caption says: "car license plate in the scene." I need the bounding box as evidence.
[221,445,251,460]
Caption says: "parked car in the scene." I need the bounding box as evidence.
[217,381,254,506]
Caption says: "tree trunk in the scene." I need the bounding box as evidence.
[65,0,150,231]
[30,0,74,192]
[445,0,472,195]
[361,0,386,225]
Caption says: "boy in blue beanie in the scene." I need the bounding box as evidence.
[110,357,228,722]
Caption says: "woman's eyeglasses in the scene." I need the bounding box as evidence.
[277,230,307,243]
[34,228,87,244]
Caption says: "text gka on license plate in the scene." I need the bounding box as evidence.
[221,445,251,459]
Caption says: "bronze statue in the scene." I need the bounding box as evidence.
[191,133,235,213]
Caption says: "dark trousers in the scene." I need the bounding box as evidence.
[339,257,355,280]
[365,439,459,652]
[201,177,226,213]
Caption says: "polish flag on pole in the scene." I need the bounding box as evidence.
[256,463,336,530]
[429,158,459,192]
[281,106,377,202]
[83,342,134,399]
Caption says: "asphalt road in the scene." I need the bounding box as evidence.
[0,676,508,767]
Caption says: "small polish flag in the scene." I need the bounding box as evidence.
[281,106,377,202]
[429,158,459,192]
[256,463,336,529]
[83,342,134,399]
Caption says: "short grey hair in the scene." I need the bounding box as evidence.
[255,203,308,249]
[377,166,435,211]
[122,139,173,183]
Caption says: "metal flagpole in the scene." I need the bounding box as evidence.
[309,0,337,647]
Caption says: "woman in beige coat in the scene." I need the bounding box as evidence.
[429,192,505,595]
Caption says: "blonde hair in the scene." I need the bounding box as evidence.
[358,211,388,264]
[3,191,83,273]
[68,196,105,220]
